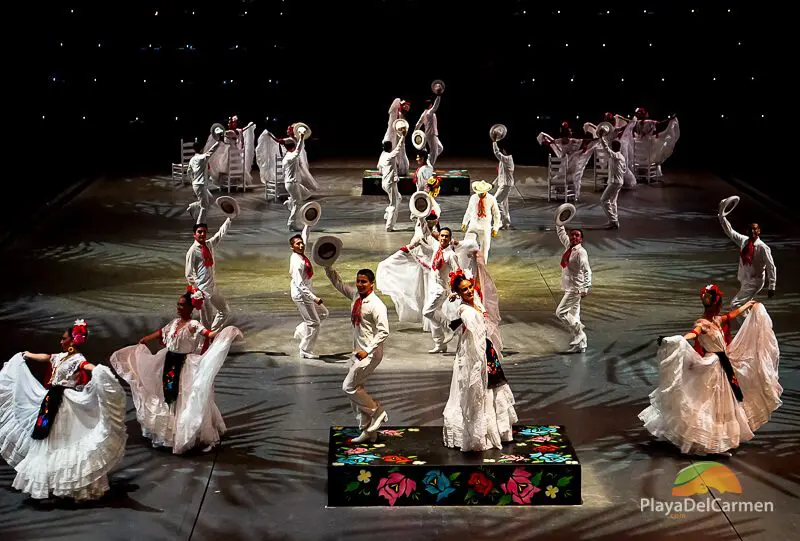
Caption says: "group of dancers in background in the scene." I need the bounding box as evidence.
[0,90,782,502]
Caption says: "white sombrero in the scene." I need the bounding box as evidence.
[292,122,312,139]
[555,203,577,226]
[412,130,426,150]
[312,236,343,267]
[409,191,434,218]
[210,123,226,142]
[216,196,240,218]
[719,195,740,217]
[472,180,493,194]
[489,123,508,142]
[298,201,322,228]
[394,118,409,135]
[431,79,445,95]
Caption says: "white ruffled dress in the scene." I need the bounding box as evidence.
[443,302,517,452]
[639,304,782,455]
[0,352,127,500]
[110,321,242,454]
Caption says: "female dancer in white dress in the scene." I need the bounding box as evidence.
[0,320,127,500]
[110,288,242,454]
[384,98,411,176]
[443,271,517,452]
[639,284,782,455]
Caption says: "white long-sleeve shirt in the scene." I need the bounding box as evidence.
[719,216,777,289]
[289,252,320,303]
[378,139,405,186]
[325,268,390,354]
[462,193,501,233]
[282,137,305,184]
[557,225,592,293]
[492,142,515,187]
[185,218,231,292]
[599,138,626,185]
[188,142,220,186]
[416,161,434,191]
[407,237,460,287]
[415,95,440,137]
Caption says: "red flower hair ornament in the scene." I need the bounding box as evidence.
[448,269,466,290]
[186,285,205,309]
[71,319,88,346]
[700,284,724,305]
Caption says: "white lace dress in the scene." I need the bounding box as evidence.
[0,352,127,500]
[639,304,782,454]
[110,321,242,454]
[443,302,517,452]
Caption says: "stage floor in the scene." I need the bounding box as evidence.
[1,157,798,540]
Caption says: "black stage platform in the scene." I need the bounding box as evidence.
[362,169,471,196]
[328,425,580,506]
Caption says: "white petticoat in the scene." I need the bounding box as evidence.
[639,304,781,455]
[110,326,242,454]
[0,354,127,500]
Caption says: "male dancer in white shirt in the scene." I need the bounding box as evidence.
[718,206,777,310]
[415,96,443,166]
[598,135,625,229]
[187,140,221,224]
[403,227,459,353]
[283,128,307,231]
[186,218,232,331]
[325,266,390,443]
[492,141,515,230]
[289,228,326,359]
[461,180,501,262]
[555,225,592,353]
[378,137,406,232]
[414,149,434,192]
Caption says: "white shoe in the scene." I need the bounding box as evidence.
[367,409,388,433]
[202,444,215,453]
[300,350,319,359]
[428,345,447,354]
[567,344,586,353]
[351,431,372,444]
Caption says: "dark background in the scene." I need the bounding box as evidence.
[18,1,779,234]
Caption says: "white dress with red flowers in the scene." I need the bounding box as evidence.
[639,303,782,455]
[110,321,242,454]
[443,303,517,452]
[0,352,127,500]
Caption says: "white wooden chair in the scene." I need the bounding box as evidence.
[593,147,610,191]
[634,138,660,184]
[547,155,575,202]
[266,155,289,202]
[225,144,245,192]
[171,140,195,186]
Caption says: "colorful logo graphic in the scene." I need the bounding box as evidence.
[672,462,742,497]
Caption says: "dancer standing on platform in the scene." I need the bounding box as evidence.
[598,133,625,229]
[379,135,407,232]
[187,140,221,224]
[639,285,782,455]
[405,227,460,353]
[289,228,327,359]
[461,180,500,262]
[555,225,592,353]
[0,320,127,500]
[718,206,776,310]
[283,128,308,231]
[415,149,434,192]
[325,266,390,443]
[415,96,443,166]
[186,218,233,331]
[443,272,517,452]
[111,290,243,454]
[384,98,411,176]
[492,140,515,230]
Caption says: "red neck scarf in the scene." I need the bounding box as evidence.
[200,243,214,267]
[432,246,445,271]
[561,247,573,268]
[351,296,364,326]
[301,254,313,278]
[740,239,755,265]
[477,196,487,218]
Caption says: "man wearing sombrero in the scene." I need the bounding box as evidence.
[461,180,500,262]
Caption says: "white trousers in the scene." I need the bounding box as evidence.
[342,346,385,429]
[731,279,765,310]
[382,180,401,231]
[556,290,586,348]
[397,151,410,177]
[428,136,443,166]
[285,181,304,229]
[600,182,622,225]
[189,184,213,224]
[293,300,328,354]
[495,185,512,227]
[422,283,448,347]
[200,288,230,331]
[466,224,492,262]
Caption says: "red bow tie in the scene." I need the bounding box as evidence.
[351,296,364,326]
[740,239,755,266]
[477,196,487,218]
[432,247,445,271]
[301,254,313,278]
[561,247,573,268]
[200,244,214,267]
